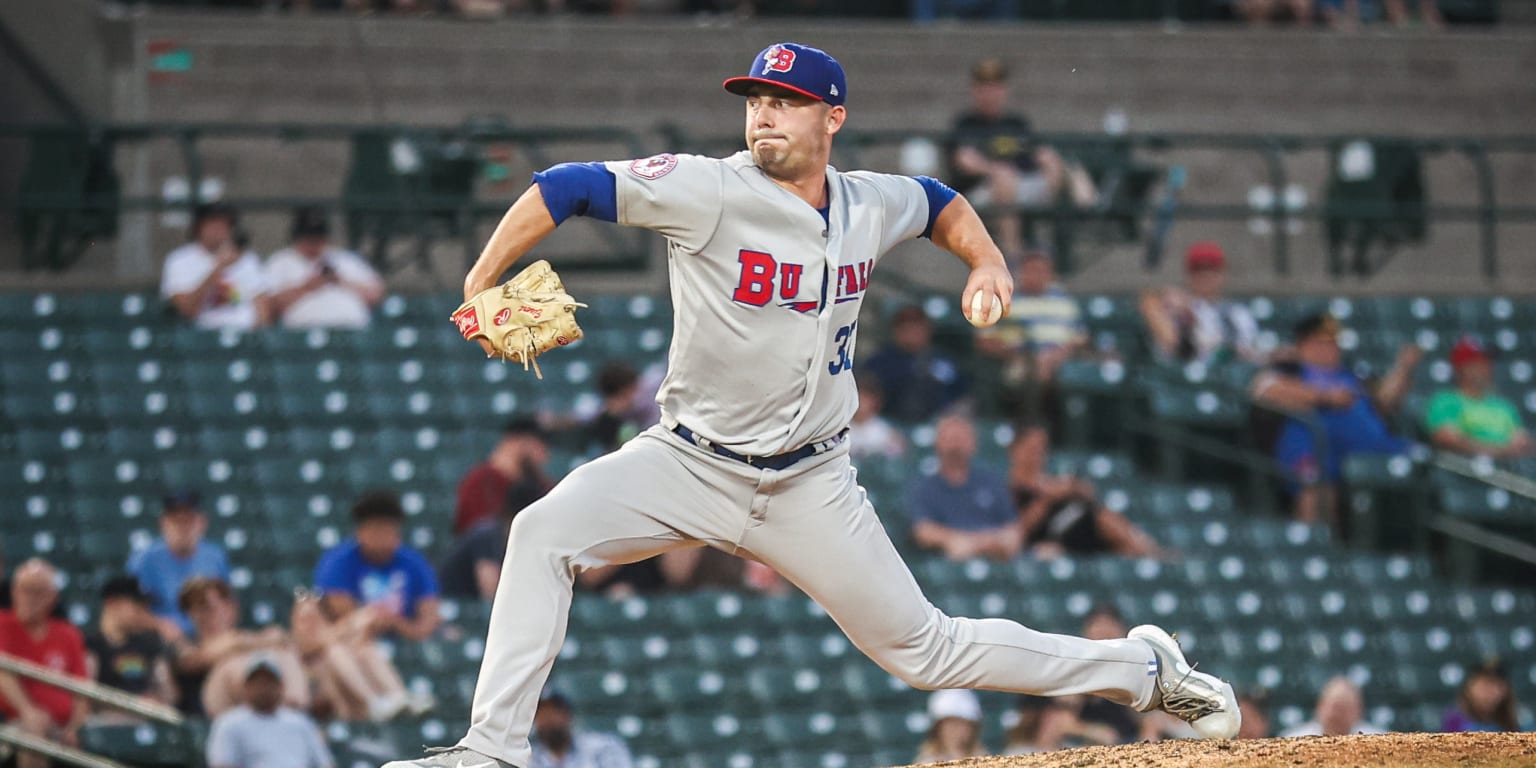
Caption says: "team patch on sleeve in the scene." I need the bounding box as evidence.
[629,154,679,180]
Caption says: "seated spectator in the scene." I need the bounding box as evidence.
[314,491,441,641]
[530,688,634,768]
[1003,695,1121,754]
[946,58,1093,259]
[439,516,515,602]
[161,203,270,330]
[1139,242,1262,366]
[265,207,384,329]
[1234,0,1312,24]
[455,419,554,534]
[587,362,647,454]
[170,577,308,719]
[127,490,231,640]
[1425,337,1532,459]
[1280,676,1384,737]
[908,414,1022,561]
[1252,313,1419,525]
[1077,606,1160,744]
[1443,659,1526,733]
[863,307,967,423]
[1237,690,1272,739]
[1320,0,1442,29]
[288,592,423,722]
[1009,427,1162,560]
[914,689,987,763]
[975,249,1085,427]
[848,374,906,459]
[206,656,335,768]
[84,577,174,712]
[0,559,87,768]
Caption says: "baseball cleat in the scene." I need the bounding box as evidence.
[380,745,518,768]
[1129,624,1241,739]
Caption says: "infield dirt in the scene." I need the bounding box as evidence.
[898,732,1536,768]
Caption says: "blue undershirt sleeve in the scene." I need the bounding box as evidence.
[914,175,959,240]
[532,162,618,225]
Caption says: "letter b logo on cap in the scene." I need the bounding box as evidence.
[762,45,796,74]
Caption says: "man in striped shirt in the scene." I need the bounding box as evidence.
[975,250,1086,426]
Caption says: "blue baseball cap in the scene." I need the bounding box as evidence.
[723,43,847,107]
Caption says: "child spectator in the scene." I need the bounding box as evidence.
[84,577,175,711]
[169,577,308,719]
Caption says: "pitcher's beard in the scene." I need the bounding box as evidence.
[751,143,784,173]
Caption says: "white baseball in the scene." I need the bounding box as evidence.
[967,291,1004,328]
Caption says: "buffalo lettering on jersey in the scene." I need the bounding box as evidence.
[731,249,873,312]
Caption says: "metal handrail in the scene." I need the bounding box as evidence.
[0,725,130,768]
[0,654,184,725]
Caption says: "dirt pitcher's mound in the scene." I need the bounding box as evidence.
[910,732,1536,768]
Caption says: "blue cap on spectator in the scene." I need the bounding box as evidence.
[723,43,847,107]
[162,489,202,513]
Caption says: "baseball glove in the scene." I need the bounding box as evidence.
[450,259,586,379]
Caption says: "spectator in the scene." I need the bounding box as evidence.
[1320,0,1443,29]
[84,577,175,711]
[127,490,231,640]
[1425,337,1532,459]
[1237,691,1272,739]
[1252,313,1419,525]
[206,656,335,768]
[863,307,967,423]
[439,515,516,602]
[161,203,270,330]
[0,559,88,768]
[588,362,646,454]
[169,577,308,719]
[1002,695,1120,754]
[1008,427,1162,560]
[288,592,423,722]
[848,373,906,459]
[1233,0,1312,24]
[530,688,633,768]
[1443,659,1525,733]
[946,58,1092,259]
[314,491,441,641]
[908,414,1022,561]
[914,689,987,763]
[1280,676,1385,737]
[455,419,554,534]
[1140,242,1262,366]
[975,249,1086,427]
[264,207,385,329]
[1076,606,1153,744]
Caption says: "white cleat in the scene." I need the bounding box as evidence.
[380,746,518,768]
[1129,624,1241,739]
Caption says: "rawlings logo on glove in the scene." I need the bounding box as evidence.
[451,259,586,379]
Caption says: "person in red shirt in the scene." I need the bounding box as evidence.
[453,419,552,534]
[0,559,89,768]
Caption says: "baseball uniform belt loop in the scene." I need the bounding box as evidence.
[673,425,848,471]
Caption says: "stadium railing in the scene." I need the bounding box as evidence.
[4,122,1535,278]
[0,652,192,768]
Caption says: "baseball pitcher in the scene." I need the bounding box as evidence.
[389,43,1238,768]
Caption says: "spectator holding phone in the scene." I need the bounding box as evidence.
[161,203,270,330]
[265,207,385,329]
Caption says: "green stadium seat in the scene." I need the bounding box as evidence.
[78,722,195,767]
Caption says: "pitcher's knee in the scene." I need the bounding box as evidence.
[864,613,963,691]
[506,500,573,555]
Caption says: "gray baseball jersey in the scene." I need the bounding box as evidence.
[603,151,929,456]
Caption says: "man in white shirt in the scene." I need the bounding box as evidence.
[265,208,384,329]
[161,203,271,330]
[1279,676,1386,737]
[206,656,334,768]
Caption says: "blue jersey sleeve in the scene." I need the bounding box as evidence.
[312,546,357,597]
[914,176,959,240]
[532,162,618,225]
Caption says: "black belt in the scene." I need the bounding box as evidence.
[672,425,848,471]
